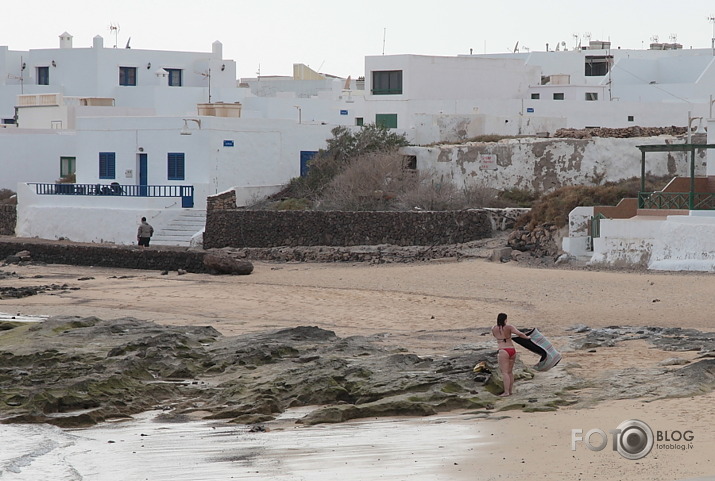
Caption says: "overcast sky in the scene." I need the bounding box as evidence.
[2,0,715,79]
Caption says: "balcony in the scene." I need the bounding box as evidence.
[29,183,194,208]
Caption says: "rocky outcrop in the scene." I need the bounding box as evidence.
[2,317,714,428]
[0,318,511,427]
[507,224,561,257]
[554,126,687,139]
[202,253,254,275]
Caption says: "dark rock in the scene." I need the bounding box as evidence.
[203,253,254,275]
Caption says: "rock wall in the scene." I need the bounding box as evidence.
[0,241,208,273]
[204,210,493,249]
[0,205,16,236]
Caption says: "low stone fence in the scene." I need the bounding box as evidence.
[0,240,208,273]
[204,209,493,249]
[0,205,16,236]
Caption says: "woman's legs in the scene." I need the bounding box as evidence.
[506,355,516,395]
[497,349,512,396]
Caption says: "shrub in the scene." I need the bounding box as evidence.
[515,175,674,229]
[285,124,409,199]
[319,152,418,211]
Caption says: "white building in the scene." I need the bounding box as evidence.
[362,42,715,144]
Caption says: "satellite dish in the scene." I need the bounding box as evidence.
[125,37,131,49]
[513,41,519,53]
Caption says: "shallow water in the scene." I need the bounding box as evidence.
[0,409,488,480]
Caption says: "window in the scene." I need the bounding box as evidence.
[355,117,364,127]
[585,92,598,101]
[553,93,565,100]
[585,56,612,76]
[372,70,402,95]
[37,67,49,85]
[60,157,76,178]
[165,68,182,87]
[167,153,185,180]
[403,155,417,170]
[375,113,398,129]
[119,66,137,86]
[531,93,540,100]
[628,115,635,122]
[99,152,116,179]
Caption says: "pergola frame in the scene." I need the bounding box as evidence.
[637,143,715,209]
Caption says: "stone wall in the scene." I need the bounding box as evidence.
[0,205,16,236]
[204,210,493,249]
[0,240,208,273]
[207,189,237,211]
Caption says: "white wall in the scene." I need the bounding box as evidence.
[589,216,665,267]
[0,129,76,189]
[15,182,186,244]
[403,136,696,193]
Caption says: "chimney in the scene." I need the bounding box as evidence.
[59,32,73,49]
[212,40,223,59]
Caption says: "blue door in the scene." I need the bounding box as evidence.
[139,153,148,196]
[300,151,318,177]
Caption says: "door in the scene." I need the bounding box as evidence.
[300,151,318,177]
[138,153,148,196]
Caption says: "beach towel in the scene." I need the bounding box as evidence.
[512,327,562,371]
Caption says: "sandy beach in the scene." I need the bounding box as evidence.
[1,257,715,480]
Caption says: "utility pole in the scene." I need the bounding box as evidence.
[710,15,715,56]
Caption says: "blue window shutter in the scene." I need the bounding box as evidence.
[168,152,185,180]
[99,152,116,179]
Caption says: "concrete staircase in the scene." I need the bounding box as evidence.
[151,210,206,247]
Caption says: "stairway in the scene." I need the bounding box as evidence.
[151,210,206,247]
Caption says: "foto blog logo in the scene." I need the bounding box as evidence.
[571,419,693,460]
[571,419,653,460]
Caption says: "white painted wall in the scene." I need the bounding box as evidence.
[648,213,715,271]
[15,182,190,244]
[589,217,664,267]
[403,136,696,193]
[0,129,76,188]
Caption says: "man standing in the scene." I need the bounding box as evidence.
[137,217,154,247]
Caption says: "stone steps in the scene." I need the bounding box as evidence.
[152,210,206,247]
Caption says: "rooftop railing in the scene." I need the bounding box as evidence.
[638,192,715,210]
[29,182,194,208]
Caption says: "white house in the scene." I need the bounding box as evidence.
[362,42,715,144]
[16,115,332,245]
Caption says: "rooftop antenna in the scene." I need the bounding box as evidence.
[669,33,677,43]
[109,23,120,48]
[709,15,715,56]
[382,27,386,55]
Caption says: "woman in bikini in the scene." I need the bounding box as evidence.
[492,312,530,397]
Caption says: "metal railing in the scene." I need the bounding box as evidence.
[638,192,715,210]
[29,183,194,207]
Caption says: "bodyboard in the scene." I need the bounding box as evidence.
[512,327,562,371]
